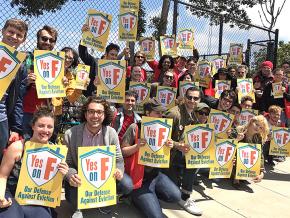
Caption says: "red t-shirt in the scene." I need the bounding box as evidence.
[23,85,47,113]
[118,114,135,141]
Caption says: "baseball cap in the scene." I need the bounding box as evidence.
[261,61,273,70]
[144,98,167,113]
[196,102,210,112]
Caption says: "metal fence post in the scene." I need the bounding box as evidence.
[218,15,223,56]
[172,0,178,36]
[245,39,251,67]
[273,29,279,68]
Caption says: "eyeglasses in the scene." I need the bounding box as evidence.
[165,75,174,80]
[198,111,209,116]
[136,55,145,59]
[87,109,104,116]
[186,95,200,101]
[40,36,56,43]
[65,56,74,61]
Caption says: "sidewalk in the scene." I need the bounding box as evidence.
[56,157,290,218]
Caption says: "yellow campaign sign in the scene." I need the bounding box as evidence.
[215,80,231,99]
[119,11,138,41]
[211,56,227,75]
[15,142,67,208]
[269,127,290,156]
[177,28,194,50]
[238,109,258,126]
[81,9,112,52]
[34,50,66,98]
[120,0,140,12]
[97,60,126,103]
[129,82,151,113]
[78,146,116,209]
[179,81,199,97]
[228,43,243,65]
[236,143,261,180]
[237,78,255,103]
[184,124,215,169]
[196,60,211,88]
[0,42,26,99]
[75,64,90,90]
[208,109,234,139]
[272,82,283,98]
[139,37,155,61]
[160,35,177,57]
[209,139,237,179]
[138,116,173,168]
[156,86,177,110]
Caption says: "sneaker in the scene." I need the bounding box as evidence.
[72,210,83,218]
[178,199,202,215]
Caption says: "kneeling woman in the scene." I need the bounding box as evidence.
[0,106,68,218]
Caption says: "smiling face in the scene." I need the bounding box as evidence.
[85,102,105,130]
[64,50,74,70]
[162,58,171,71]
[162,70,174,86]
[131,65,142,82]
[37,29,56,51]
[134,52,145,66]
[2,25,26,48]
[123,95,136,112]
[219,96,233,111]
[31,116,54,144]
[184,90,200,110]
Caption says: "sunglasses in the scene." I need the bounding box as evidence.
[165,75,174,80]
[40,36,56,43]
[136,55,145,59]
[198,111,210,116]
[186,95,200,101]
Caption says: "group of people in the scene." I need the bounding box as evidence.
[0,18,289,218]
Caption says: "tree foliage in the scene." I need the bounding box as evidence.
[137,0,146,39]
[277,41,290,67]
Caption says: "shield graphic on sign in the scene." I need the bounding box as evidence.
[157,88,175,107]
[77,70,89,81]
[99,62,124,90]
[178,29,193,45]
[273,129,290,147]
[238,145,259,169]
[36,53,63,84]
[80,147,114,189]
[187,126,213,153]
[210,113,232,133]
[0,46,20,79]
[130,84,149,103]
[120,12,137,32]
[215,141,235,167]
[88,14,110,38]
[162,37,175,49]
[141,39,154,54]
[143,120,171,153]
[26,147,64,186]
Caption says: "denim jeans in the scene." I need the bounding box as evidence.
[22,112,33,140]
[65,173,133,210]
[0,119,9,158]
[131,172,181,218]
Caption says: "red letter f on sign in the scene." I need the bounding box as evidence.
[0,57,12,73]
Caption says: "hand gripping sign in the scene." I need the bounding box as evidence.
[97,60,126,103]
[179,81,199,98]
[184,124,215,168]
[139,37,156,61]
[215,80,231,99]
[228,43,243,65]
[156,86,177,110]
[208,109,234,139]
[34,50,66,98]
[209,139,237,179]
[138,116,173,168]
[15,142,67,208]
[0,42,26,99]
[119,11,138,41]
[160,35,177,57]
[196,60,211,88]
[238,109,258,126]
[129,82,151,113]
[236,143,261,180]
[270,127,290,156]
[237,78,255,103]
[78,146,116,209]
[75,64,90,90]
[81,9,112,52]
[177,28,194,50]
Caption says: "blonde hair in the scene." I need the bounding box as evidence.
[236,115,269,144]
[268,105,282,114]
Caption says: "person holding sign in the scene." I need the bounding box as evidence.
[126,51,147,81]
[125,65,144,90]
[63,96,133,212]
[0,19,28,157]
[0,106,68,217]
[204,89,237,112]
[121,98,181,218]
[212,68,236,90]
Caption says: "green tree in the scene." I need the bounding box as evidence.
[277,41,290,67]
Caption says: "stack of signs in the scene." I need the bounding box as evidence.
[215,80,231,99]
[0,42,26,99]
[119,0,139,41]
[160,35,177,57]
[179,81,199,98]
[97,60,126,103]
[34,50,66,98]
[209,139,237,179]
[156,86,177,110]
[208,109,234,139]
[238,109,258,126]
[138,116,173,168]
[228,43,243,65]
[75,64,90,90]
[81,9,112,52]
[236,143,261,180]
[184,124,215,168]
[237,78,255,103]
[78,146,116,209]
[196,60,211,88]
[129,82,151,113]
[139,37,155,61]
[177,28,194,50]
[272,82,283,98]
[15,142,67,207]
[269,127,290,156]
[211,56,227,75]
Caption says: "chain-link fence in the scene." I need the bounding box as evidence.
[0,0,278,72]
